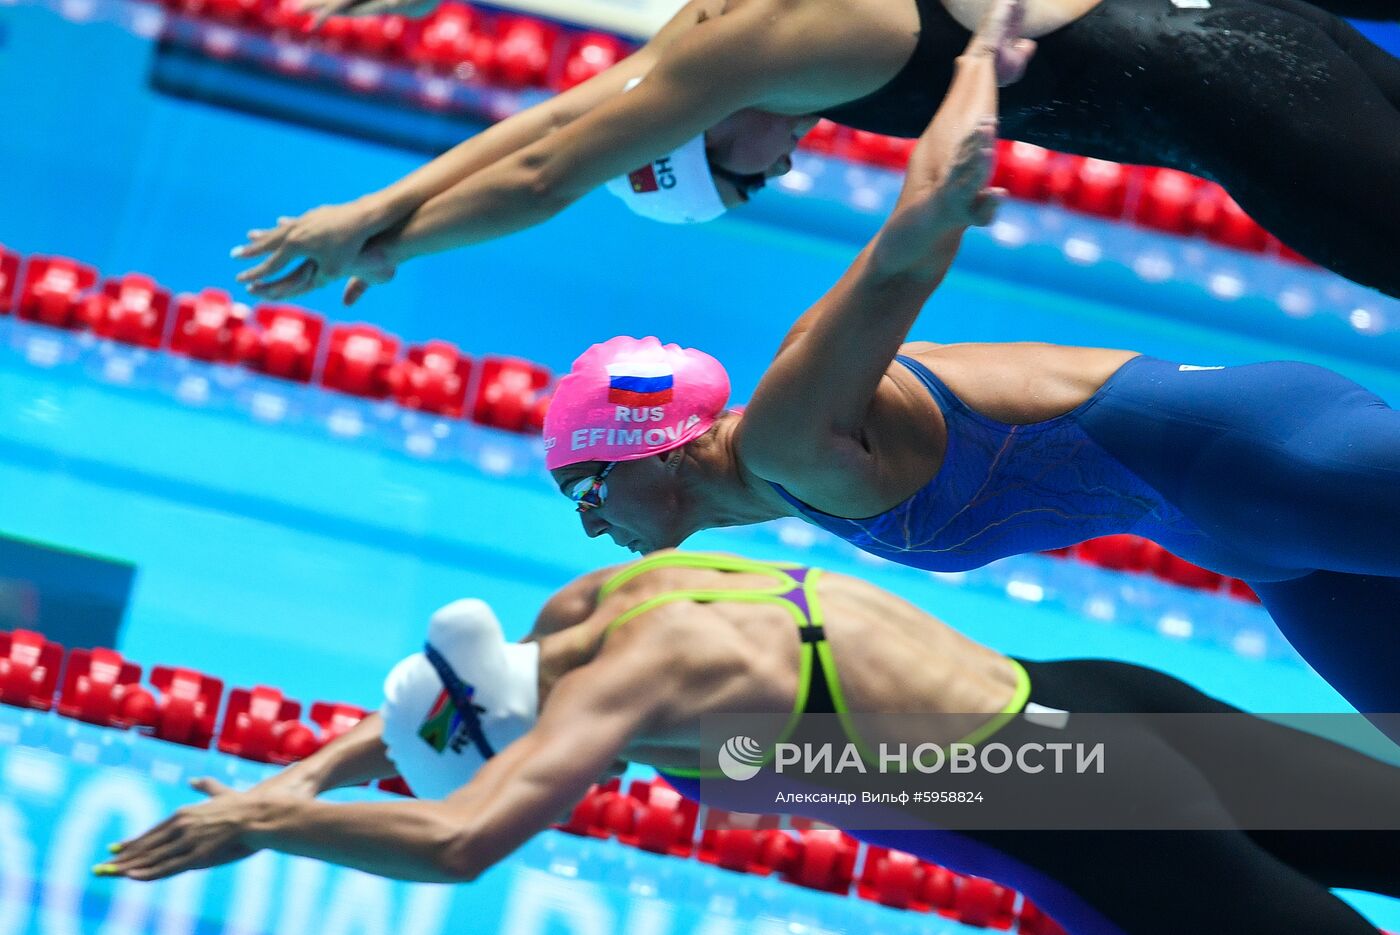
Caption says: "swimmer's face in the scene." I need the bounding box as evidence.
[706,111,819,207]
[552,455,689,554]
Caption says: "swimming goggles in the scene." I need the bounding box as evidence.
[569,462,617,512]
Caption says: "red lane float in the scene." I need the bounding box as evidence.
[236,304,324,383]
[851,131,915,170]
[1153,551,1225,591]
[0,629,64,711]
[57,647,148,728]
[217,685,314,763]
[781,829,860,894]
[1074,535,1157,573]
[1056,157,1130,219]
[495,16,556,88]
[1228,579,1261,603]
[322,323,401,398]
[992,141,1055,202]
[82,274,172,349]
[146,665,224,749]
[263,0,312,36]
[0,245,20,315]
[616,777,699,857]
[170,289,250,363]
[386,340,473,417]
[320,14,412,60]
[408,2,485,73]
[799,119,844,157]
[1193,186,1269,254]
[951,876,1016,929]
[555,32,627,91]
[1133,168,1203,236]
[472,356,550,432]
[557,776,623,836]
[1055,536,1262,602]
[857,846,960,914]
[16,256,99,330]
[378,776,415,796]
[309,700,368,745]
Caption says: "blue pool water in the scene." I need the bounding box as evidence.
[1,4,1398,932]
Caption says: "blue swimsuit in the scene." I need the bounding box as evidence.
[773,355,1400,734]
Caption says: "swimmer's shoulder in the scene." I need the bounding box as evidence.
[528,565,629,639]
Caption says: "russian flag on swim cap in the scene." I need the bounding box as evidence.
[607,360,674,406]
[543,336,731,471]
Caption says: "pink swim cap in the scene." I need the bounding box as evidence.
[544,336,730,471]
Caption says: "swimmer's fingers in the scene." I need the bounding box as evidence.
[99,786,257,882]
[112,808,193,857]
[997,38,1036,87]
[343,267,397,306]
[123,839,253,881]
[231,223,289,262]
[249,259,320,299]
[237,243,299,286]
[107,836,199,879]
[344,277,372,306]
[191,777,236,798]
[969,187,1005,227]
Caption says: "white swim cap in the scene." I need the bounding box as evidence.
[604,78,727,225]
[379,599,540,799]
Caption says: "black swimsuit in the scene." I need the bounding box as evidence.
[819,0,1400,297]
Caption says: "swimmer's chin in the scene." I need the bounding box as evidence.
[621,535,684,555]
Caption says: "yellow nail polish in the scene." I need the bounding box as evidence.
[92,863,116,876]
[108,843,123,854]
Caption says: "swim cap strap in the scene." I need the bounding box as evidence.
[423,642,497,761]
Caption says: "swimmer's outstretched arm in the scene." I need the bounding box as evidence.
[98,621,672,883]
[739,8,1026,509]
[231,1,714,302]
[235,0,892,303]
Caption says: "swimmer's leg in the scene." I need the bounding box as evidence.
[1099,660,1400,894]
[1252,572,1400,745]
[1250,0,1400,102]
[1247,831,1400,897]
[970,829,1383,933]
[1085,359,1400,578]
[1227,396,1400,578]
[1175,1,1400,294]
[1014,661,1400,903]
[1094,832,1383,932]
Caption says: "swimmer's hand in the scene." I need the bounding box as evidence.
[298,0,438,29]
[875,115,1001,279]
[964,0,1036,87]
[96,778,261,881]
[232,198,403,301]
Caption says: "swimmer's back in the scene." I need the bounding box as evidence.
[592,552,1017,719]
